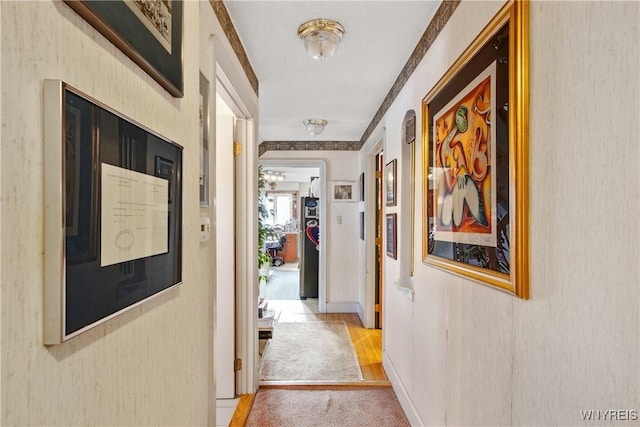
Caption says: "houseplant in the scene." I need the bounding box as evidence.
[257,165,272,283]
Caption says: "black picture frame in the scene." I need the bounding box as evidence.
[359,172,365,201]
[44,80,184,344]
[386,213,397,259]
[64,0,184,97]
[360,211,365,241]
[385,159,397,206]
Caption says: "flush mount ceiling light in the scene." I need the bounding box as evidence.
[303,118,328,136]
[297,19,345,61]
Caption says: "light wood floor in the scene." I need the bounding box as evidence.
[230,312,388,426]
[228,394,254,427]
[274,312,388,383]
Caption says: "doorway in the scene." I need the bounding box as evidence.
[375,152,384,329]
[213,67,258,400]
[258,161,326,313]
[362,136,385,330]
[259,166,321,316]
[214,90,238,399]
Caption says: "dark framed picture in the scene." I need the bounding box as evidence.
[386,213,397,259]
[359,172,365,201]
[44,80,184,345]
[422,1,529,298]
[360,211,365,241]
[385,159,397,206]
[64,0,184,97]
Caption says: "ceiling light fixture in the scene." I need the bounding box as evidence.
[264,170,286,181]
[297,19,345,61]
[303,118,328,136]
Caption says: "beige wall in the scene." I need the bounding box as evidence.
[370,1,640,425]
[0,1,231,425]
[2,1,638,425]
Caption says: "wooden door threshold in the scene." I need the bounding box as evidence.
[228,394,254,427]
[260,380,392,388]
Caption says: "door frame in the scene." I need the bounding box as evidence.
[214,62,258,398]
[363,137,384,329]
[212,102,237,398]
[258,159,327,313]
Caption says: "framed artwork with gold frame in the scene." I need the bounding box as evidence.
[422,1,529,298]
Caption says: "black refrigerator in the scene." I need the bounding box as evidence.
[299,197,319,299]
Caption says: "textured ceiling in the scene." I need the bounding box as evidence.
[224,1,442,143]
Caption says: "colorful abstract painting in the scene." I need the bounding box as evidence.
[432,62,497,247]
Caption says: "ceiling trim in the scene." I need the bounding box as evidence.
[210,1,259,95]
[258,140,361,157]
[359,0,461,145]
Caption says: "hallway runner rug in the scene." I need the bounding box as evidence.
[245,387,410,427]
[261,321,364,382]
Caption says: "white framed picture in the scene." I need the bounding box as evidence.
[331,181,356,202]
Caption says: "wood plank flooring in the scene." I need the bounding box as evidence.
[231,312,388,426]
[274,312,388,383]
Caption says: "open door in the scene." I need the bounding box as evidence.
[214,93,237,399]
[375,152,384,329]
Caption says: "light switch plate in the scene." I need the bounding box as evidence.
[200,216,211,242]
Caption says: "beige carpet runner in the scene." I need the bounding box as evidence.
[245,387,410,427]
[261,321,364,382]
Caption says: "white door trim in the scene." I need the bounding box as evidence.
[214,60,258,398]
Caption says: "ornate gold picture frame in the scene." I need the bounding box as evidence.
[422,1,529,298]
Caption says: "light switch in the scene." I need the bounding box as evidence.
[336,215,342,225]
[200,217,211,242]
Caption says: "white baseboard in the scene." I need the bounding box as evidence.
[383,350,424,427]
[325,301,360,313]
[356,301,365,325]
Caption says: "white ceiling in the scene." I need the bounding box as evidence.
[224,1,442,143]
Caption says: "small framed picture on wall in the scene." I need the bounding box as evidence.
[386,213,397,259]
[331,181,356,202]
[385,159,397,206]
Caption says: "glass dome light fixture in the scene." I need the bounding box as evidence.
[297,19,345,61]
[303,118,328,136]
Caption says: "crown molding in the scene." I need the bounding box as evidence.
[210,1,259,95]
